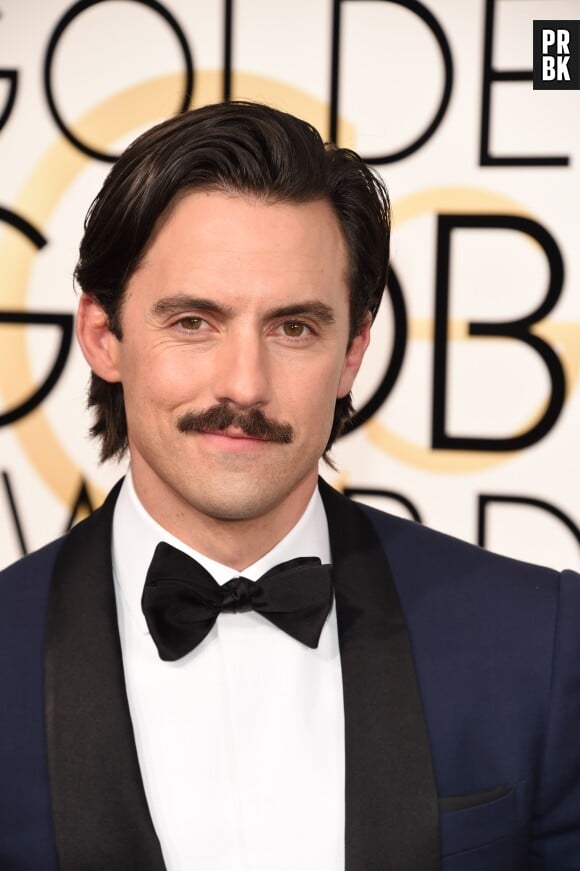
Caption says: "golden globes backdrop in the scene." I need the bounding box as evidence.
[0,0,578,571]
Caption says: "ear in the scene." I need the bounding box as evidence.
[76,293,122,383]
[337,313,371,398]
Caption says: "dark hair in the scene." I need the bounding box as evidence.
[74,101,390,462]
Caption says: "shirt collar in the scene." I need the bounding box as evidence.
[112,468,331,630]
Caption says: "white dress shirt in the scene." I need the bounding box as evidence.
[112,470,345,871]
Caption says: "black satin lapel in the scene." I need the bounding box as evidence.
[319,479,440,871]
[45,480,167,871]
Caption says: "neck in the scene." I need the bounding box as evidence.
[129,467,319,571]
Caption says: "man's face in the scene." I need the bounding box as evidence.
[85,191,369,533]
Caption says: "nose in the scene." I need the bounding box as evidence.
[212,328,271,409]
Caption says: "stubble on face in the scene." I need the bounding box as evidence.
[113,192,362,563]
[168,403,303,524]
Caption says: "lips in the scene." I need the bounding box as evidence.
[194,427,272,449]
[203,428,267,441]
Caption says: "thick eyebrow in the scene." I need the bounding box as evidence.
[264,302,336,325]
[150,296,233,319]
[150,296,336,325]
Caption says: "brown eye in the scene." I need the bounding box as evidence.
[179,317,203,330]
[282,321,306,337]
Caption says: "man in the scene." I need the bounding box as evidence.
[0,102,579,871]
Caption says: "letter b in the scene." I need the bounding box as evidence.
[432,214,566,452]
[543,56,556,80]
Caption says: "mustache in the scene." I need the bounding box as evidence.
[177,403,294,444]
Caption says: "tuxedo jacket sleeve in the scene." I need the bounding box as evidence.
[0,481,579,871]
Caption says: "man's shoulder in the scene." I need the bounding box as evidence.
[355,502,580,693]
[0,538,68,653]
[0,479,122,593]
[0,536,67,600]
[0,536,66,581]
[356,499,564,592]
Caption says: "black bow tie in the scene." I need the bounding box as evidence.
[142,542,333,661]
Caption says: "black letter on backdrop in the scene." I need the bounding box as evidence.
[223,0,234,100]
[1,471,28,556]
[0,207,73,427]
[343,264,407,434]
[0,69,18,133]
[0,312,74,427]
[65,479,96,530]
[478,494,580,548]
[480,0,568,166]
[329,0,453,162]
[432,214,565,451]
[44,0,194,163]
[345,487,422,523]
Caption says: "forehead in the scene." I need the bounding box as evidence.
[132,191,349,306]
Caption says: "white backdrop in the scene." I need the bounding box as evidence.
[0,0,578,570]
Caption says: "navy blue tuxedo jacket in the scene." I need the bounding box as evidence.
[1,479,579,870]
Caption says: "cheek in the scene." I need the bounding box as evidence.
[285,365,341,427]
[121,343,201,405]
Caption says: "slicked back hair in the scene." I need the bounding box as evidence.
[74,101,390,462]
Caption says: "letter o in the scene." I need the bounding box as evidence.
[43,0,194,162]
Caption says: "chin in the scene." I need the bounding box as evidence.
[199,497,273,523]
[186,482,278,522]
